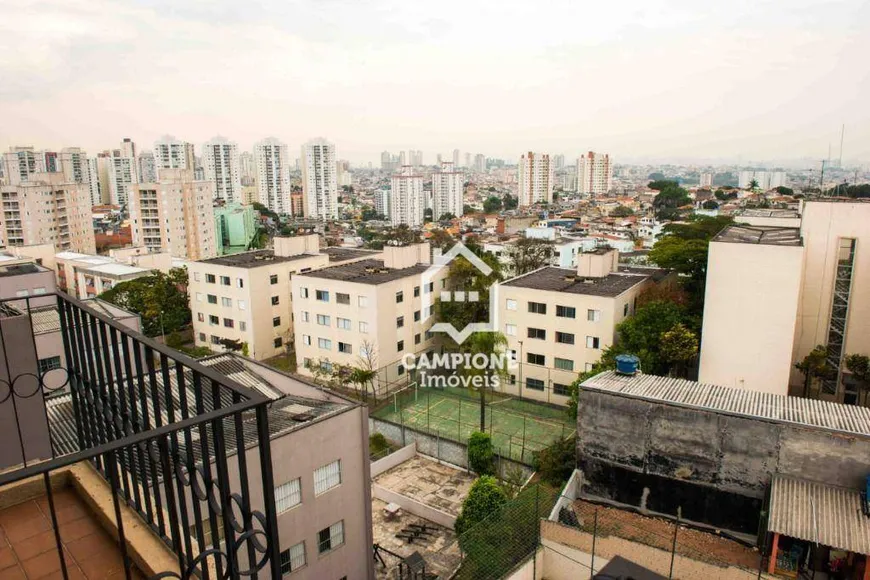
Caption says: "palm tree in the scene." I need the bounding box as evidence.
[461,331,509,431]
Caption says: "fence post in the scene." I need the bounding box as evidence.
[590,508,598,580]
[533,484,540,577]
[669,507,681,579]
[401,408,406,446]
[458,401,462,441]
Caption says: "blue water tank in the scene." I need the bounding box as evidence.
[615,354,640,376]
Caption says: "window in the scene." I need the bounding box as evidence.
[271,296,280,305]
[318,338,332,350]
[239,321,247,332]
[299,311,309,322]
[196,292,203,302]
[318,521,344,554]
[396,316,404,329]
[554,383,571,396]
[207,294,217,304]
[414,310,420,322]
[193,272,201,282]
[338,342,352,354]
[398,364,405,375]
[280,542,306,574]
[274,337,283,348]
[415,333,421,345]
[505,324,517,336]
[198,333,206,342]
[275,478,301,513]
[554,357,574,371]
[317,314,330,326]
[414,286,420,297]
[209,315,219,325]
[586,336,600,349]
[211,335,221,344]
[528,301,547,314]
[587,309,601,322]
[397,340,404,352]
[359,296,368,307]
[359,321,368,333]
[224,318,234,328]
[428,282,435,292]
[38,356,61,373]
[527,353,545,366]
[273,316,281,327]
[527,327,546,340]
[624,303,630,316]
[269,274,278,285]
[526,378,545,391]
[314,460,341,495]
[238,300,247,310]
[396,291,405,304]
[300,287,309,298]
[556,332,575,345]
[509,374,516,385]
[205,274,216,283]
[220,276,230,286]
[237,278,244,288]
[506,299,517,311]
[337,293,350,305]
[316,290,329,302]
[197,313,205,322]
[302,335,311,346]
[336,317,351,330]
[221,297,232,307]
[557,305,576,319]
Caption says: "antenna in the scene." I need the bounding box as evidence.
[839,124,845,168]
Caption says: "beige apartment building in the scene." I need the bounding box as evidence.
[699,199,870,403]
[292,242,445,389]
[55,251,158,299]
[497,249,665,405]
[128,168,218,260]
[0,172,95,253]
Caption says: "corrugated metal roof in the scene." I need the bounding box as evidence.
[769,475,870,554]
[581,372,870,437]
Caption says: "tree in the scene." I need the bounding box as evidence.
[424,208,433,223]
[428,229,455,251]
[845,354,870,405]
[503,194,518,210]
[648,172,666,181]
[468,432,495,475]
[459,331,509,430]
[219,338,244,353]
[438,249,503,330]
[533,437,575,487]
[615,301,688,375]
[610,205,634,217]
[748,179,760,190]
[659,323,699,378]
[701,200,719,210]
[651,182,692,221]
[483,196,503,213]
[99,268,191,337]
[455,476,507,536]
[351,339,379,401]
[774,186,794,196]
[438,212,456,221]
[463,204,476,215]
[361,207,385,221]
[795,345,835,398]
[506,237,554,276]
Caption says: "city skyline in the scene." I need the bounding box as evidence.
[1,0,868,165]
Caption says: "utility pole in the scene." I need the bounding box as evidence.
[819,160,827,195]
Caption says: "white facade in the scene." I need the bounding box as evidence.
[374,189,391,220]
[105,156,138,207]
[239,152,255,183]
[699,172,713,188]
[85,158,102,206]
[137,150,157,183]
[518,152,554,206]
[432,161,464,219]
[254,138,291,214]
[473,154,486,173]
[301,138,338,220]
[738,171,787,190]
[576,151,613,196]
[153,135,195,175]
[2,147,45,185]
[202,137,242,203]
[389,166,425,227]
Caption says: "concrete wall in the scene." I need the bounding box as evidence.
[370,442,417,478]
[699,239,804,394]
[575,389,870,533]
[371,483,456,528]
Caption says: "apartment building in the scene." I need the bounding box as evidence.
[301,138,339,220]
[699,199,870,402]
[128,169,218,260]
[55,250,162,298]
[0,172,95,253]
[153,135,196,175]
[375,188,391,220]
[202,136,242,203]
[2,146,45,185]
[497,249,664,405]
[738,170,787,189]
[576,151,613,196]
[518,152,554,206]
[389,165,425,227]
[292,243,443,388]
[254,137,291,213]
[137,149,157,183]
[104,155,138,206]
[432,161,464,219]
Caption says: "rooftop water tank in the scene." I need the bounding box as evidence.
[615,354,640,376]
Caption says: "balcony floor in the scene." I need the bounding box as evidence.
[0,488,144,580]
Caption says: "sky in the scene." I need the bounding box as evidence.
[1,0,869,166]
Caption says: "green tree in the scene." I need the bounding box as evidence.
[483,196,503,213]
[99,268,190,337]
[795,345,835,398]
[845,354,870,405]
[701,200,719,210]
[438,249,503,330]
[455,476,508,536]
[748,179,760,190]
[616,301,688,374]
[460,332,509,430]
[463,204,476,215]
[424,208,433,223]
[361,207,385,221]
[532,437,575,487]
[503,194,518,210]
[429,229,455,251]
[610,205,634,217]
[506,237,554,276]
[438,212,456,221]
[649,181,691,220]
[659,323,699,378]
[468,432,496,475]
[774,186,794,196]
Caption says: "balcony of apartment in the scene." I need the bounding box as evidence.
[0,294,283,580]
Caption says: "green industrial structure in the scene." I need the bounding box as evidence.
[214,203,257,255]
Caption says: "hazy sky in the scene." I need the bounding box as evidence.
[2,0,868,165]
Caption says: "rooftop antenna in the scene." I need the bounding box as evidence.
[839,124,845,168]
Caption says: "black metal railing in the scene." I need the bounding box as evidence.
[0,293,281,580]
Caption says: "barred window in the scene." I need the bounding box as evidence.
[280,541,306,573]
[38,356,61,373]
[275,478,301,513]
[314,460,341,495]
[318,521,344,554]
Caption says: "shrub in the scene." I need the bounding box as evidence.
[455,476,508,536]
[532,437,575,487]
[468,432,495,475]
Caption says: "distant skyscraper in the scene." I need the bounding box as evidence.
[381,151,393,171]
[120,138,137,159]
[202,136,242,203]
[58,148,88,183]
[2,146,44,185]
[738,170,787,190]
[409,150,423,167]
[432,161,464,219]
[464,152,471,169]
[336,159,352,187]
[106,156,138,207]
[153,135,195,175]
[375,188,391,220]
[437,153,443,165]
[254,137,291,213]
[700,172,713,188]
[389,165,425,227]
[301,138,338,220]
[473,154,486,173]
[453,149,460,168]
[399,151,407,166]
[85,158,101,206]
[137,150,157,183]
[239,151,255,184]
[553,154,565,170]
[576,151,612,196]
[518,152,554,206]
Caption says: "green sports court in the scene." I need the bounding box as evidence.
[371,385,575,463]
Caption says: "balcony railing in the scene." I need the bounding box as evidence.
[0,293,281,579]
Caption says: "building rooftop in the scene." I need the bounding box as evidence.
[298,258,430,285]
[581,371,870,437]
[502,267,651,297]
[733,209,800,219]
[198,249,319,269]
[29,300,138,334]
[323,247,381,263]
[0,263,49,277]
[80,262,151,277]
[713,225,802,246]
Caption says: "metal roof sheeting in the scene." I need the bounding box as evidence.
[581,372,870,437]
[769,475,870,555]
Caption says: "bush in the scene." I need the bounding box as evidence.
[468,432,495,475]
[455,476,507,536]
[369,433,390,457]
[532,437,575,487]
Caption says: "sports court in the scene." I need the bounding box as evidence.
[372,385,575,463]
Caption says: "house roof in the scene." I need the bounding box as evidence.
[297,258,430,285]
[501,267,651,297]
